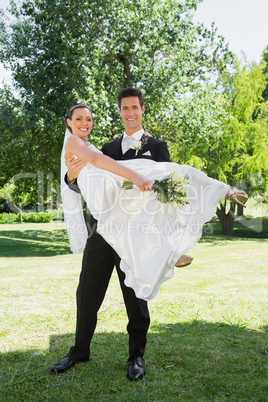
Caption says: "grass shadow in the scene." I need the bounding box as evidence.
[0,229,70,257]
[199,234,268,245]
[202,217,268,241]
[0,321,267,400]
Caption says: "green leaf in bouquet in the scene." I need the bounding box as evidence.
[122,180,134,190]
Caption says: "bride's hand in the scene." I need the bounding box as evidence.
[66,156,88,181]
[133,175,152,192]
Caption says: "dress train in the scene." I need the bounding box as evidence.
[75,147,229,300]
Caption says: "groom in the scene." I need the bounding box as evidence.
[51,87,170,380]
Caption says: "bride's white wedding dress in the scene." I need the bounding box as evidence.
[74,144,229,301]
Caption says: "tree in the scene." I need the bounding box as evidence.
[181,61,268,235]
[0,87,30,185]
[0,0,235,214]
[0,86,62,210]
[0,0,233,142]
[261,45,268,101]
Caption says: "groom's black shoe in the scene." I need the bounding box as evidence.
[51,355,89,374]
[127,356,145,380]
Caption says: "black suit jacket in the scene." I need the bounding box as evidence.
[65,134,170,234]
[101,134,170,162]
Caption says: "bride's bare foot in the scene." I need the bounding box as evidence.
[175,255,193,268]
[225,187,248,207]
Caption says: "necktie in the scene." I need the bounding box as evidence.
[123,136,135,154]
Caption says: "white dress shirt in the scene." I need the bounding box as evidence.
[121,129,144,154]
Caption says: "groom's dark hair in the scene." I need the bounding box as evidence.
[117,87,144,109]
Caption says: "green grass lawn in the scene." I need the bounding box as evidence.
[0,222,267,401]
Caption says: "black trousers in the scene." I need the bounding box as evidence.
[68,231,150,361]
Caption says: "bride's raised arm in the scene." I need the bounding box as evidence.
[65,135,152,192]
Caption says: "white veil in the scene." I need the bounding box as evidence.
[61,128,88,253]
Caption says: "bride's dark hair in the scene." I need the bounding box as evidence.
[65,103,92,133]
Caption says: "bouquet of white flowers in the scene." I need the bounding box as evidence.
[122,170,189,209]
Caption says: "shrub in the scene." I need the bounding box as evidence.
[0,212,19,223]
[46,208,64,221]
[0,210,64,224]
[21,212,52,223]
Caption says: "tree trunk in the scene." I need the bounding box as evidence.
[216,202,236,236]
[19,209,22,223]
[237,204,244,216]
[117,52,133,87]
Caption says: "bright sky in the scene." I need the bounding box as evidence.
[1,0,268,86]
[193,0,268,63]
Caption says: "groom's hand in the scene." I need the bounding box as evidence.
[144,132,152,137]
[66,156,87,183]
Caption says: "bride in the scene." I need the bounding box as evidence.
[61,104,247,301]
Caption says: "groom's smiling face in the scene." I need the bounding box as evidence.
[119,96,145,135]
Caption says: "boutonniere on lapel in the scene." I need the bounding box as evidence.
[128,135,149,156]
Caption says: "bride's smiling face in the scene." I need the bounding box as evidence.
[67,108,93,139]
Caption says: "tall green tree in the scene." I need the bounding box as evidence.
[0,86,61,209]
[261,45,268,101]
[0,0,235,216]
[180,61,268,235]
[0,0,233,146]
